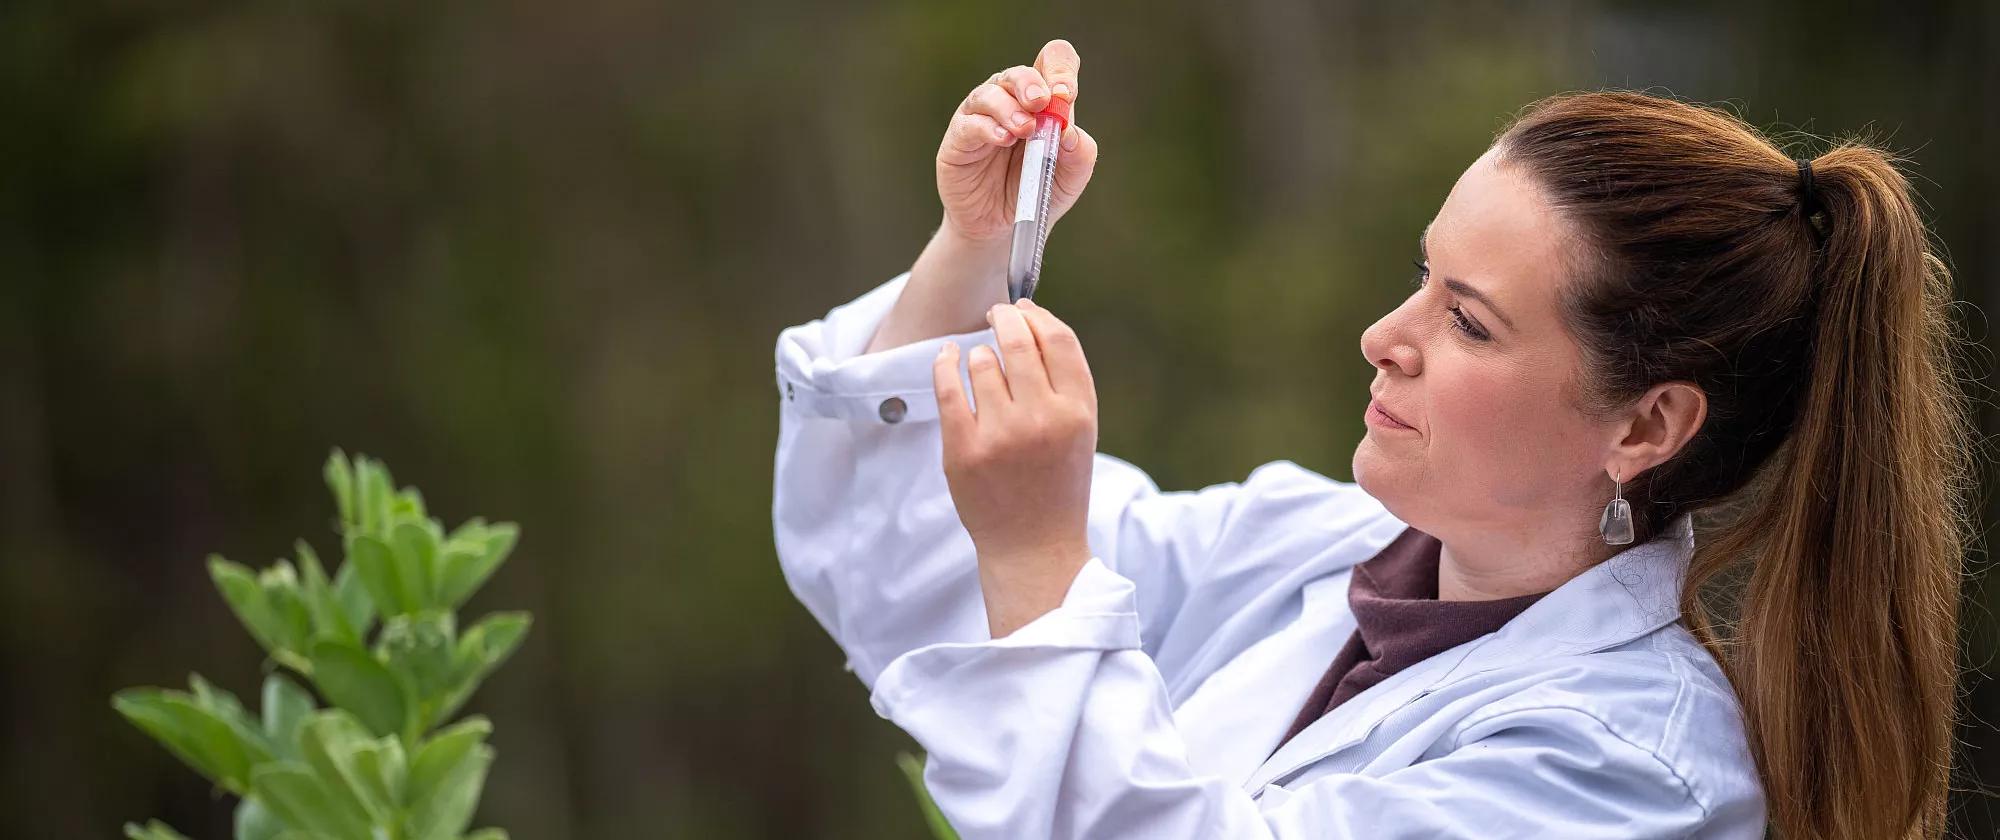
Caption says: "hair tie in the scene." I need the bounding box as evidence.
[1795,157,1821,217]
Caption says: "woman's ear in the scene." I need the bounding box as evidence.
[1611,381,1708,477]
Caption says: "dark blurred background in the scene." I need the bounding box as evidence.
[2,1,1995,837]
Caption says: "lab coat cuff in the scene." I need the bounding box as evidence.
[774,270,996,426]
[868,556,1142,717]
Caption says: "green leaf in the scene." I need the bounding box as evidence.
[331,561,376,638]
[361,458,395,537]
[296,540,358,646]
[897,752,960,840]
[259,560,316,654]
[436,523,516,609]
[408,742,491,840]
[392,521,442,609]
[407,717,491,809]
[348,534,417,618]
[308,641,413,741]
[325,449,356,530]
[351,736,409,820]
[250,761,373,840]
[115,688,218,781]
[457,613,529,673]
[188,673,250,720]
[262,674,316,758]
[435,613,529,723]
[189,674,278,761]
[113,687,270,794]
[122,820,193,840]
[445,517,487,542]
[298,711,391,827]
[211,555,287,657]
[394,486,427,520]
[432,548,483,612]
[235,795,286,840]
[351,457,376,534]
[479,524,517,562]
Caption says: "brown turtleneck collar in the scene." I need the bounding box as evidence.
[1271,526,1552,755]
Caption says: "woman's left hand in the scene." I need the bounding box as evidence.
[932,299,1098,638]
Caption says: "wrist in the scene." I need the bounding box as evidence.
[936,214,1013,251]
[976,540,1092,638]
[919,219,1010,288]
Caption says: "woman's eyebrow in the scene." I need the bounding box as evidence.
[1419,227,1518,332]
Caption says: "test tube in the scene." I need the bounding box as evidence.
[1007,95,1072,303]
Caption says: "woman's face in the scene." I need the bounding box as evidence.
[1353,146,1611,542]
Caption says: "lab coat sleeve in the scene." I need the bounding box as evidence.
[870,559,1721,839]
[772,270,1258,687]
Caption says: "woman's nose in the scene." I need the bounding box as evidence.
[1360,314,1420,377]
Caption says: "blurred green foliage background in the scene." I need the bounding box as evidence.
[2,1,1994,837]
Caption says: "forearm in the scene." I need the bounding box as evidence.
[865,217,1011,354]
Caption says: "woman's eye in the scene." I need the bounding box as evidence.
[1448,306,1488,340]
[1409,260,1488,341]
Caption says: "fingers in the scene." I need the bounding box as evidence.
[988,302,1053,398]
[1015,299,1095,404]
[956,39,1082,151]
[934,343,975,449]
[1054,122,1097,198]
[1035,39,1081,102]
[943,109,1014,157]
[991,65,1053,115]
[961,81,1037,140]
[966,343,1012,417]
[1058,108,1085,152]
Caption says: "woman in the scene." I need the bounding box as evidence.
[771,39,1973,839]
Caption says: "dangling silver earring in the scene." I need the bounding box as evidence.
[1600,468,1634,545]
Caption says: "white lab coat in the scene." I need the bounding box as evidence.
[772,270,1766,838]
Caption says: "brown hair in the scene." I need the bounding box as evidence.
[1493,91,1976,839]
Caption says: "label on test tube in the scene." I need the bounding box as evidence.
[1014,138,1048,223]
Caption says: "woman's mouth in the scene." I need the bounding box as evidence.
[1366,399,1416,432]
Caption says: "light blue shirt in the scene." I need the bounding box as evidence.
[773,271,1767,838]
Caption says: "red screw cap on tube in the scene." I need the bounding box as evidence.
[1038,94,1072,131]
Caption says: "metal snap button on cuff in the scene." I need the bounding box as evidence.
[878,396,907,424]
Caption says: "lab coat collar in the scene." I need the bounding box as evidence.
[1243,512,1698,793]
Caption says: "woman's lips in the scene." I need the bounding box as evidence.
[1367,399,1416,431]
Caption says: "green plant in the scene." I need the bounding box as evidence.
[896,752,958,840]
[112,450,530,840]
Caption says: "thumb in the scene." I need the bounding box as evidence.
[1050,122,1097,217]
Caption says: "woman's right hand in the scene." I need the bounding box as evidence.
[937,39,1099,244]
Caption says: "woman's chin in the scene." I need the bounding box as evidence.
[1351,438,1405,499]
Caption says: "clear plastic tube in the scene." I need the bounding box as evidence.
[1007,99,1069,302]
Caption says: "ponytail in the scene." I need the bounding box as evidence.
[1686,144,1975,839]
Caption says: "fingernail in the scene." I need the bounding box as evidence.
[1018,297,1038,309]
[941,341,956,357]
[992,126,1008,140]
[1026,84,1046,101]
[1011,112,1030,127]
[1052,83,1071,98]
[1062,125,1079,151]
